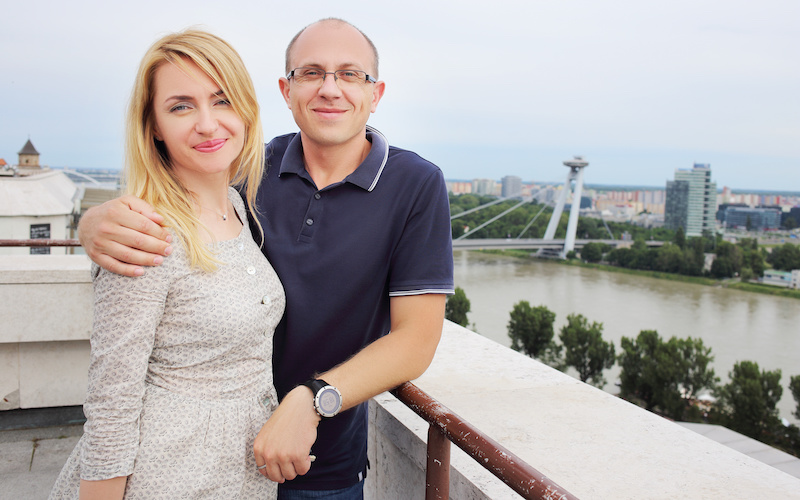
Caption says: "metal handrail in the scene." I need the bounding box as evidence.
[392,382,578,500]
[0,239,81,247]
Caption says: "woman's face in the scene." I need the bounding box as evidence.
[151,58,245,182]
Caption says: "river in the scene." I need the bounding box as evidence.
[452,250,800,425]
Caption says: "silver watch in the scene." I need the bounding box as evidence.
[302,379,343,418]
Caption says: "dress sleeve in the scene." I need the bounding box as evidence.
[79,258,173,481]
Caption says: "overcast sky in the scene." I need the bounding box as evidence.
[2,0,798,190]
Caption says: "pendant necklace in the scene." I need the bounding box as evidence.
[198,204,229,221]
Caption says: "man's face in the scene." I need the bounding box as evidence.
[279,22,385,151]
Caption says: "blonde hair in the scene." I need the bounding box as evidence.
[124,28,263,272]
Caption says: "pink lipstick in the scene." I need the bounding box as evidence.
[194,139,226,153]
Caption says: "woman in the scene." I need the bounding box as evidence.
[50,29,283,499]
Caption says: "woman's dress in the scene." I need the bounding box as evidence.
[49,188,284,499]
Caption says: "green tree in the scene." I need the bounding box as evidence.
[445,287,471,327]
[618,330,676,414]
[507,301,556,359]
[672,226,686,249]
[559,314,615,388]
[767,243,800,271]
[618,331,717,420]
[676,337,719,403]
[655,243,686,274]
[716,361,782,439]
[580,242,604,263]
[710,256,735,279]
[790,375,800,420]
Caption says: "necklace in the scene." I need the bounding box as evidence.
[198,204,229,221]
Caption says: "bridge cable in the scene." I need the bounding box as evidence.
[455,200,528,241]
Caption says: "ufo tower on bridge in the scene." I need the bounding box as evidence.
[542,155,589,258]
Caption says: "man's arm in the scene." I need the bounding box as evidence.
[253,293,446,483]
[78,195,173,276]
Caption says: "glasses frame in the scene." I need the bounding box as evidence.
[287,67,377,86]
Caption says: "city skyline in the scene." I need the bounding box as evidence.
[2,1,798,191]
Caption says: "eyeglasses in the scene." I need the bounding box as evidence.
[287,67,377,86]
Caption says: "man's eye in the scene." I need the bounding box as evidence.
[301,69,322,77]
[340,71,359,78]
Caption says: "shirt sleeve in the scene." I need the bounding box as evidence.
[79,258,173,481]
[388,165,455,296]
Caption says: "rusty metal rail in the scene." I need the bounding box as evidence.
[0,239,81,247]
[391,382,578,500]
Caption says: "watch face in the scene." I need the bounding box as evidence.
[318,387,342,416]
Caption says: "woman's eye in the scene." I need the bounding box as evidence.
[170,103,191,112]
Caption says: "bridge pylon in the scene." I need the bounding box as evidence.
[540,156,589,258]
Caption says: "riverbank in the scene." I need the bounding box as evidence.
[488,249,800,300]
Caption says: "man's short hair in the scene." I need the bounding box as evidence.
[284,18,380,78]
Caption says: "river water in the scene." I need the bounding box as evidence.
[452,250,800,425]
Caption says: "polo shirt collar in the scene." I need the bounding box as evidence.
[278,125,389,192]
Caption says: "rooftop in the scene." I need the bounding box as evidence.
[2,255,800,499]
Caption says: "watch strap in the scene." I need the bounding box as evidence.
[302,378,329,395]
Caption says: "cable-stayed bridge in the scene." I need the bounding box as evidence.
[450,156,664,257]
[452,238,663,251]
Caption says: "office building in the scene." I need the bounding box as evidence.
[665,163,716,237]
[501,175,522,198]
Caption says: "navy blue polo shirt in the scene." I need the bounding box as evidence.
[248,126,454,490]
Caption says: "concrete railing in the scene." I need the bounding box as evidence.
[2,256,799,498]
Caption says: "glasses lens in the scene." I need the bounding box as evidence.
[335,70,366,84]
[293,68,322,84]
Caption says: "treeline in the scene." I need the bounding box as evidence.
[583,233,800,280]
[445,290,800,457]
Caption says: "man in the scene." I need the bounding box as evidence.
[79,18,453,499]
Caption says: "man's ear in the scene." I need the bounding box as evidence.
[370,80,386,113]
[279,77,292,109]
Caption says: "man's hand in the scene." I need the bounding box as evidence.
[78,195,172,277]
[254,386,320,483]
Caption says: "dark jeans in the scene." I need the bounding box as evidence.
[277,481,364,500]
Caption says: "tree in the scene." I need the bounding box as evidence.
[618,331,718,420]
[672,226,686,249]
[716,361,782,439]
[767,243,800,271]
[710,256,735,279]
[445,287,471,327]
[676,337,719,403]
[580,242,604,263]
[791,375,800,420]
[559,314,615,388]
[507,301,556,359]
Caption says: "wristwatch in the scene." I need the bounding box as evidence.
[302,379,343,418]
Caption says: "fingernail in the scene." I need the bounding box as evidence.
[133,267,144,276]
[153,256,164,265]
[165,235,173,243]
[164,246,173,256]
